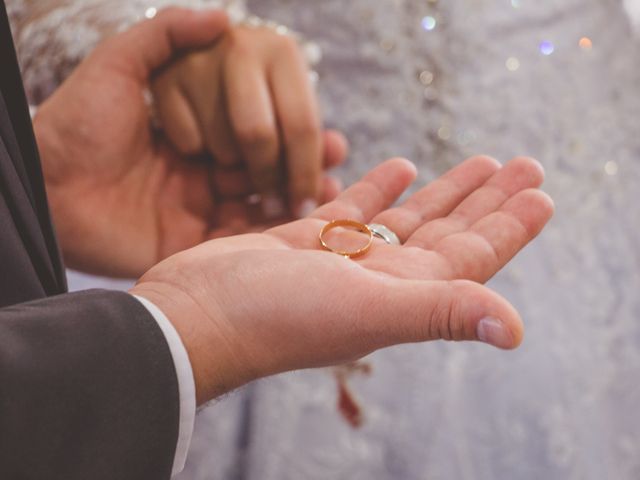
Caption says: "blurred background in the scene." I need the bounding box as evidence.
[19,0,640,478]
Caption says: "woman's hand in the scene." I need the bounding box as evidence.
[130,155,554,404]
[151,23,347,218]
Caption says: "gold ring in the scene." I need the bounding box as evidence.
[319,219,374,259]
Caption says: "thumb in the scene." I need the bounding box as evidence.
[370,279,524,350]
[105,8,229,82]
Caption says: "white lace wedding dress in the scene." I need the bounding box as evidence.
[9,0,640,478]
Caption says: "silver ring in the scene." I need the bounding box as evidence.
[367,223,401,245]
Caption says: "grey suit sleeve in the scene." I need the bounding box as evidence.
[0,289,180,480]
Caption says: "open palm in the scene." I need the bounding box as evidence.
[133,155,553,403]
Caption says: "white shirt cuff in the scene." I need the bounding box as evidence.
[133,295,196,477]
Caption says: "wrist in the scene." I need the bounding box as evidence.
[129,277,247,405]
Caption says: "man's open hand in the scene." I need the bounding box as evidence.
[130,156,554,404]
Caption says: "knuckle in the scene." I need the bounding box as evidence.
[228,37,249,55]
[287,115,321,142]
[431,283,467,342]
[155,6,184,23]
[237,123,278,150]
[228,30,257,56]
[274,33,301,55]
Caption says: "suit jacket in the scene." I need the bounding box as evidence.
[0,2,180,478]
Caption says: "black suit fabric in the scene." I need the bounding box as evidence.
[0,2,180,478]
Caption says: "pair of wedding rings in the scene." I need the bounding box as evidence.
[319,219,400,259]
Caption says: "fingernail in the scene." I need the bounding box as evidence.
[477,317,512,349]
[297,199,318,218]
[262,194,286,219]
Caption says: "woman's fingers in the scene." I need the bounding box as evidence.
[225,48,282,208]
[154,26,341,224]
[211,167,253,198]
[404,156,544,249]
[181,52,242,167]
[151,76,204,154]
[369,155,502,242]
[209,167,342,215]
[269,34,324,217]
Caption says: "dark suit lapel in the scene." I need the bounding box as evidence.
[0,131,59,295]
[0,1,66,293]
[0,92,37,210]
